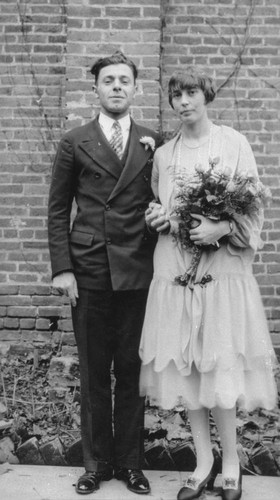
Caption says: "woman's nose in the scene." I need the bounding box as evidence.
[181,94,190,105]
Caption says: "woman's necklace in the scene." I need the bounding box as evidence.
[176,123,213,173]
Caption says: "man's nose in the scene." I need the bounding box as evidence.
[113,79,122,90]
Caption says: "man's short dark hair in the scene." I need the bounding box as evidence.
[90,51,138,82]
[168,66,216,107]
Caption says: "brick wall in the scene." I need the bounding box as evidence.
[0,0,67,348]
[65,0,161,129]
[160,0,280,346]
[0,0,280,359]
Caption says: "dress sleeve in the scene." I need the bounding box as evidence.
[151,150,160,199]
[151,148,180,235]
[228,134,264,251]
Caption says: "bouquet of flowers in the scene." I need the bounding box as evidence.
[172,157,271,286]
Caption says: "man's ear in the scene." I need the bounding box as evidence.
[92,84,98,97]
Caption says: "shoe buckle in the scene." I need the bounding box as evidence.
[223,478,238,489]
[185,477,200,490]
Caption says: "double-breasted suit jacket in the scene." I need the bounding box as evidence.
[48,117,161,290]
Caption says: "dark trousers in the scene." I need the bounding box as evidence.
[72,288,148,472]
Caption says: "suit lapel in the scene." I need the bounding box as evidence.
[78,118,123,179]
[108,120,152,201]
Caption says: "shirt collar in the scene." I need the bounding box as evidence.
[99,112,131,135]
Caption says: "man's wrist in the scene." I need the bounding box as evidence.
[146,222,157,234]
[160,220,171,235]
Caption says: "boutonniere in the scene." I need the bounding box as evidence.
[140,136,155,152]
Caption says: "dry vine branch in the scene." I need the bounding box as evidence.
[15,0,66,165]
[206,0,256,128]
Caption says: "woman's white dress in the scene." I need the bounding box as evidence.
[139,124,278,411]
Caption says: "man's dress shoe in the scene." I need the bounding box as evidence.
[75,469,113,495]
[115,467,151,494]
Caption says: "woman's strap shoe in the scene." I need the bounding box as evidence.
[114,468,151,494]
[75,469,113,495]
[177,457,220,500]
[222,466,242,500]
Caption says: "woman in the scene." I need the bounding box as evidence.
[139,67,278,500]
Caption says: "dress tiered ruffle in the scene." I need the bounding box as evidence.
[139,235,278,411]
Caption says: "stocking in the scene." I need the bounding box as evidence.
[187,408,213,479]
[211,406,239,480]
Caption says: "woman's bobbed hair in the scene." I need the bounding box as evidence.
[168,67,216,107]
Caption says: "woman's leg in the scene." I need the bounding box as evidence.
[188,408,213,479]
[211,406,239,479]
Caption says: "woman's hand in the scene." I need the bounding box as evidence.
[145,202,170,234]
[189,214,231,246]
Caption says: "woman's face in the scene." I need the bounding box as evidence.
[171,87,208,125]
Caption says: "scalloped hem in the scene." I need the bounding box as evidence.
[139,359,278,411]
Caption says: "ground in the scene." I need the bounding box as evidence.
[0,351,279,474]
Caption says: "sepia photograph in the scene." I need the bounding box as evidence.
[0,1,279,499]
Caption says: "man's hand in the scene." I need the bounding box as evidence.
[52,272,79,307]
[145,202,170,234]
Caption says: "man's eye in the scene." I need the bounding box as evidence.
[172,92,181,99]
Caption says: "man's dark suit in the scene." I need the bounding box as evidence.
[48,116,160,472]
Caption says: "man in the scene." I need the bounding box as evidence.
[48,51,162,495]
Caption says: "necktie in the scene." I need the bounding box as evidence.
[110,121,123,159]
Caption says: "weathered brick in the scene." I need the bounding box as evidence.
[38,307,62,318]
[61,332,75,346]
[0,330,21,342]
[31,295,62,306]
[35,318,51,330]
[20,318,36,329]
[21,330,52,343]
[3,317,20,329]
[59,319,74,332]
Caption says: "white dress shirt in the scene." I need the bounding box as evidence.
[98,112,131,155]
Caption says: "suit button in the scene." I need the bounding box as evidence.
[106,238,112,245]
[105,204,111,211]
[94,172,101,179]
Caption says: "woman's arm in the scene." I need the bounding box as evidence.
[227,134,264,251]
[189,133,264,250]
[145,150,171,234]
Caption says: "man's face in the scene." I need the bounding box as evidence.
[93,64,137,119]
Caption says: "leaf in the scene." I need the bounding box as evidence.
[0,402,7,414]
[206,194,218,202]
